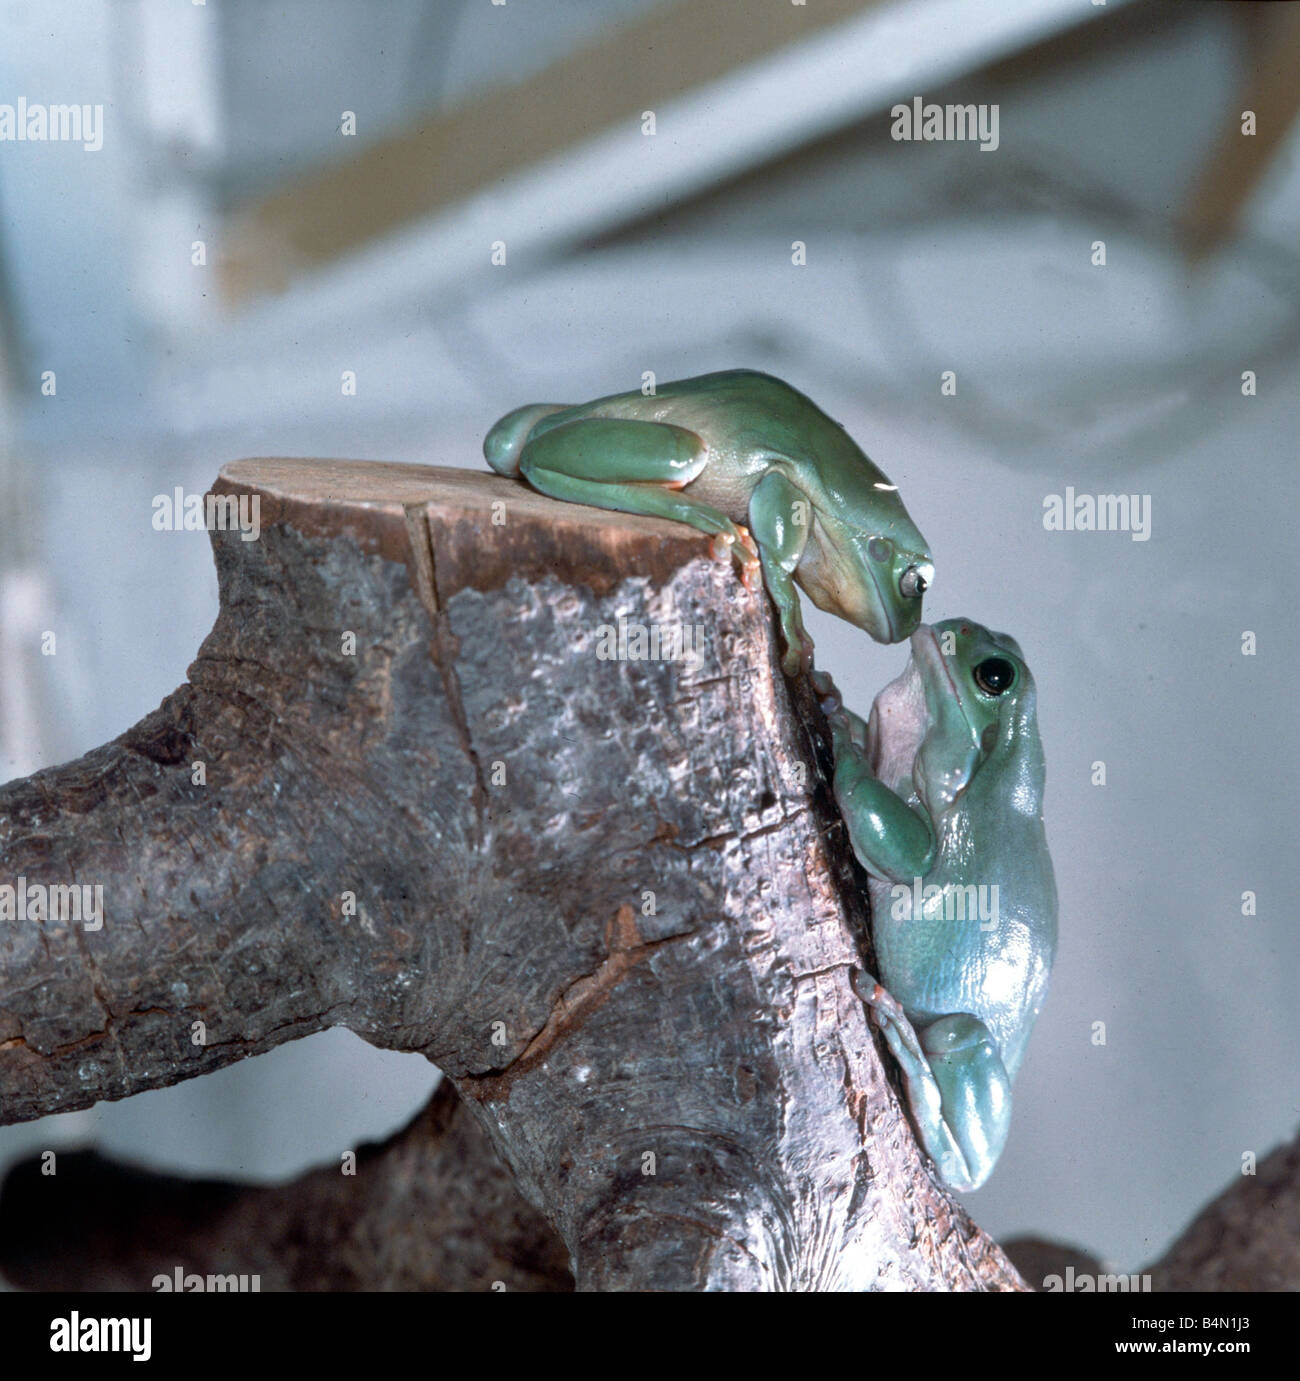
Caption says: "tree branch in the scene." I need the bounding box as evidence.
[0,458,1022,1290]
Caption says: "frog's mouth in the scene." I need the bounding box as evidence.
[813,529,898,643]
[909,624,980,814]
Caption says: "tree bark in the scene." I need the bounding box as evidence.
[0,458,1024,1291]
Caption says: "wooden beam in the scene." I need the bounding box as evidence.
[1180,3,1300,258]
[217,0,1114,313]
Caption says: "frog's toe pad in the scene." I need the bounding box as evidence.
[852,970,910,1026]
[711,528,762,591]
[812,678,842,719]
[777,627,813,679]
[780,644,808,679]
[851,969,885,1007]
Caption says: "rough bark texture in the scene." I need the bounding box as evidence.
[0,458,1028,1290]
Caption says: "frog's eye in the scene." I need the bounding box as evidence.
[973,657,1016,696]
[899,563,931,599]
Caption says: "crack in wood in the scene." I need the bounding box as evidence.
[460,906,690,1099]
[402,502,489,838]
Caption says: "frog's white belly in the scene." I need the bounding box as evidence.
[678,460,757,523]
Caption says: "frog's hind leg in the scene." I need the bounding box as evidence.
[852,971,1010,1192]
[515,417,760,584]
[483,403,570,476]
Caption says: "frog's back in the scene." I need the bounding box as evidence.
[517,368,911,530]
[549,369,870,476]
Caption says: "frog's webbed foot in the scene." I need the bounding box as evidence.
[770,575,813,677]
[816,684,873,767]
[852,970,927,1064]
[738,525,761,588]
[780,623,814,679]
[709,524,762,590]
[811,669,840,712]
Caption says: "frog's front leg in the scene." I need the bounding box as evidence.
[819,691,935,883]
[749,470,818,676]
[852,972,1011,1193]
[511,417,760,585]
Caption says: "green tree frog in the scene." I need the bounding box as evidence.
[813,618,1057,1191]
[484,369,933,674]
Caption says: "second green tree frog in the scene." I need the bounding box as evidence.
[814,618,1057,1192]
[484,369,933,674]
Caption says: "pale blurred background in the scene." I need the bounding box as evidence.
[0,0,1297,1279]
